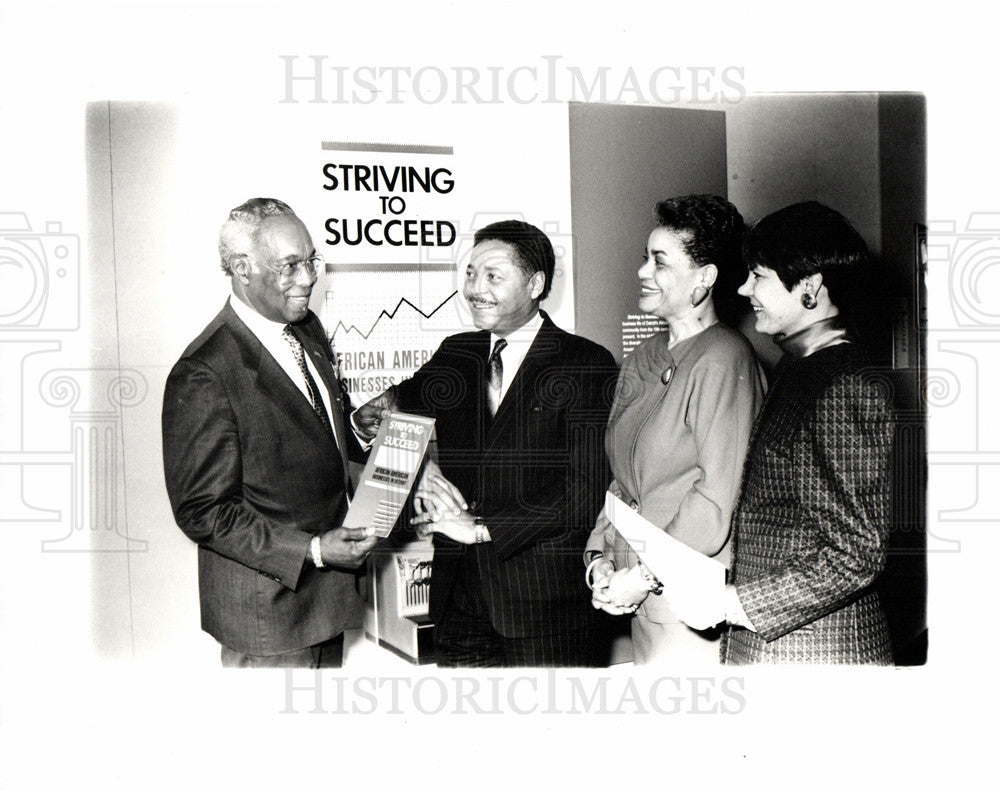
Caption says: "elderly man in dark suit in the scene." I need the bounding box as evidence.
[359,220,618,667]
[162,197,377,668]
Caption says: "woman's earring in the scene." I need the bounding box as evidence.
[801,291,817,310]
[690,285,709,307]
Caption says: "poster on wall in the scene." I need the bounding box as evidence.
[316,143,462,397]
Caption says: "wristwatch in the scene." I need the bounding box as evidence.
[473,516,488,544]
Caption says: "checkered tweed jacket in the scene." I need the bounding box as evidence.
[721,342,894,664]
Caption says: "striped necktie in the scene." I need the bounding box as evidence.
[282,324,334,436]
[487,338,507,416]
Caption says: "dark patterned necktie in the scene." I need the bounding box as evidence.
[487,338,507,416]
[282,325,334,436]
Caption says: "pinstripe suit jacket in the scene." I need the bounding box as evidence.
[721,341,894,664]
[394,313,617,638]
[162,301,364,656]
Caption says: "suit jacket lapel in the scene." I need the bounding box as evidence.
[297,326,355,488]
[222,303,341,450]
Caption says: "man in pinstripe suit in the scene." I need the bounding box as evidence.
[362,220,617,666]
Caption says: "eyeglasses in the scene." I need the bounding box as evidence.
[256,254,325,279]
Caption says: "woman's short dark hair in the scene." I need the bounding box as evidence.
[473,219,556,301]
[654,194,746,324]
[742,201,869,312]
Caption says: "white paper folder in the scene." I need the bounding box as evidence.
[604,491,726,596]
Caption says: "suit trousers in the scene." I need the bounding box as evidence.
[220,633,345,668]
[434,553,596,668]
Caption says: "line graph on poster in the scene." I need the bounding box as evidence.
[322,274,464,399]
[326,291,458,341]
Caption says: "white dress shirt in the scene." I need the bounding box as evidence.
[229,295,339,440]
[491,310,544,407]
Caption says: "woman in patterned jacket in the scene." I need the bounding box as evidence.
[715,201,896,664]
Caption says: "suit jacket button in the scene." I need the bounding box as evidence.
[630,500,639,511]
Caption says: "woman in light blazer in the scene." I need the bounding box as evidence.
[586,195,765,665]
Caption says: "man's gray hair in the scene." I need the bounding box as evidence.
[218,197,297,275]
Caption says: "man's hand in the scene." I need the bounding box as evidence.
[319,526,379,569]
[410,493,479,543]
[413,459,468,520]
[410,461,478,543]
[353,388,397,441]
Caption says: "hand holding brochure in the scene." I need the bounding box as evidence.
[605,492,726,628]
[342,412,435,538]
